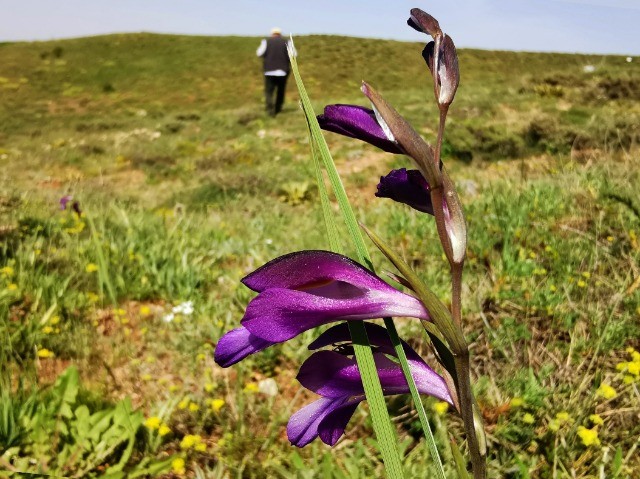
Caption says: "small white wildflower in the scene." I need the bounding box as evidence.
[626,57,633,63]
[162,312,175,323]
[258,378,278,397]
[583,65,595,73]
[172,301,194,315]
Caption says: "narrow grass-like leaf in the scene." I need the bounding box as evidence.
[292,53,403,479]
[451,439,471,479]
[290,41,446,478]
[86,212,118,306]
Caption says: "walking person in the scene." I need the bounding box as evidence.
[256,28,296,117]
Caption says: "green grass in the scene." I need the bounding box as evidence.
[0,34,639,478]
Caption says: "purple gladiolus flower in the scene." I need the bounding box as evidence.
[214,250,430,367]
[59,195,82,216]
[60,195,73,210]
[375,168,434,215]
[317,104,403,154]
[287,323,454,447]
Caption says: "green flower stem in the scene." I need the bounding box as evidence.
[453,353,486,479]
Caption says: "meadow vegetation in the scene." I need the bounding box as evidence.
[0,34,639,478]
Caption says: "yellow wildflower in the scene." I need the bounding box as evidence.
[0,266,14,277]
[548,419,560,432]
[204,382,215,393]
[623,375,635,384]
[180,434,202,450]
[589,414,604,426]
[244,382,259,393]
[169,384,180,393]
[158,423,171,436]
[510,397,524,408]
[195,442,207,452]
[86,292,100,303]
[549,284,557,292]
[556,411,571,423]
[37,348,54,358]
[528,251,537,259]
[581,272,591,279]
[577,426,600,447]
[196,353,206,362]
[577,280,586,288]
[177,398,190,410]
[606,235,614,242]
[7,283,18,291]
[210,399,225,412]
[596,383,617,399]
[141,374,152,381]
[85,263,98,273]
[42,326,54,334]
[522,413,535,424]
[433,401,449,415]
[144,416,162,430]
[188,402,200,412]
[50,315,60,325]
[171,457,186,475]
[139,305,151,316]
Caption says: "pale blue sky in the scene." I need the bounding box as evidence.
[2,0,639,54]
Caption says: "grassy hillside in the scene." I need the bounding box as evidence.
[0,34,639,478]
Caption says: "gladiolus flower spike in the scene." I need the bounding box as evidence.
[214,250,430,367]
[288,322,454,447]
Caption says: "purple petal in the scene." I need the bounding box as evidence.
[298,350,454,405]
[317,399,361,446]
[317,104,403,154]
[375,168,434,215]
[60,195,73,210]
[308,322,424,362]
[242,250,401,294]
[287,396,358,447]
[241,286,428,343]
[213,326,276,367]
[297,350,365,397]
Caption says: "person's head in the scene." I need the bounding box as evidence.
[270,27,282,37]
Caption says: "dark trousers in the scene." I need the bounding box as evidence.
[264,74,288,116]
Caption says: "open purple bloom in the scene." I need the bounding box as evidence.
[375,168,434,215]
[214,250,430,367]
[240,250,429,342]
[288,323,454,447]
[317,104,403,154]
